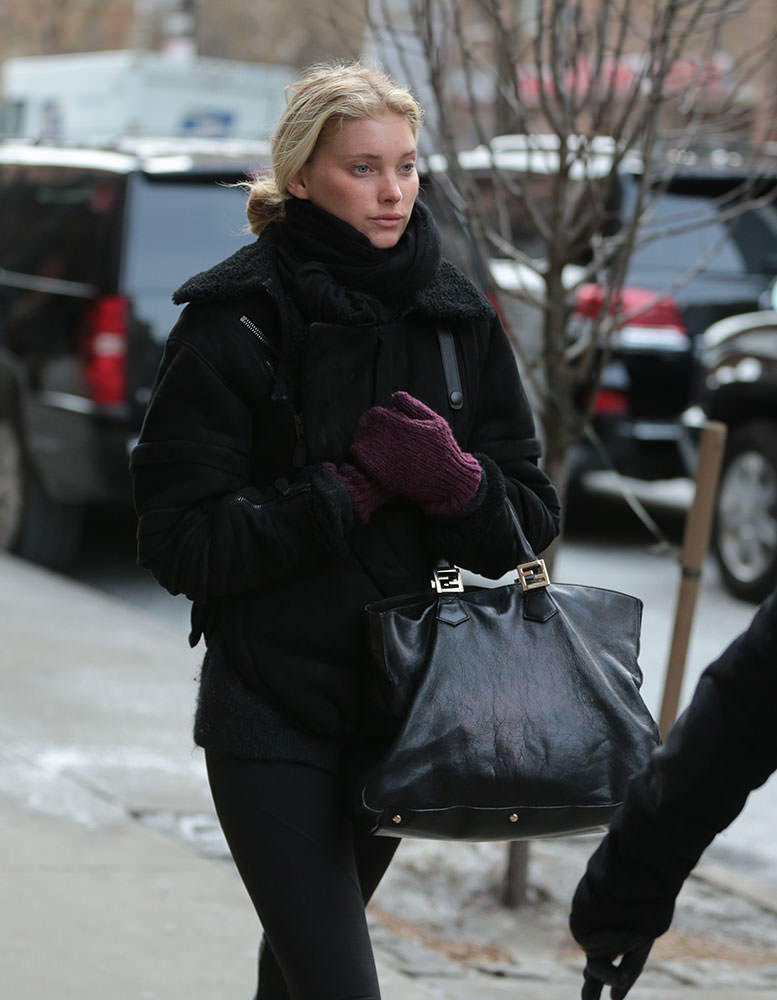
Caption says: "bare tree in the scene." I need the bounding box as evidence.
[363,0,777,906]
[0,0,364,69]
[193,0,365,67]
[365,0,777,496]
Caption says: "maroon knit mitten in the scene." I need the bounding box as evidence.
[349,391,481,516]
[323,461,391,525]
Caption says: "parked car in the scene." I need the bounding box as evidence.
[685,283,777,603]
[0,138,493,569]
[567,163,777,490]
[450,140,777,490]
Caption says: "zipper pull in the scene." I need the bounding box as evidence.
[239,314,277,374]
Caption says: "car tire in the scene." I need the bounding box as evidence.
[0,415,82,571]
[713,420,777,604]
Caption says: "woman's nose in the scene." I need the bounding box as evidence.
[380,177,402,203]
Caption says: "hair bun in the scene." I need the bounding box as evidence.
[246,177,286,235]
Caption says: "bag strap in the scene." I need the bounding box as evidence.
[434,332,549,606]
[505,499,550,592]
[506,498,536,564]
[436,327,463,411]
[432,498,551,597]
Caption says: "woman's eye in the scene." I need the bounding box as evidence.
[400,162,416,174]
[354,164,371,175]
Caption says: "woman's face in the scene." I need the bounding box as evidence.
[286,112,419,249]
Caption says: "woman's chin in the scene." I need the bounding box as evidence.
[365,229,404,250]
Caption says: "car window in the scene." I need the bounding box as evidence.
[618,171,777,278]
[729,203,777,273]
[122,173,253,294]
[629,191,748,274]
[0,164,123,287]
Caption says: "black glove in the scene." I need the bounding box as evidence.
[578,932,654,999]
[569,773,681,999]
[570,866,668,1000]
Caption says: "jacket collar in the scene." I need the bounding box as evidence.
[173,237,493,322]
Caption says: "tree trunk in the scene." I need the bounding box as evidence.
[502,840,530,907]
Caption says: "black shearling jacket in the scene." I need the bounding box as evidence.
[130,235,561,759]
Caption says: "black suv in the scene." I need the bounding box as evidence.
[567,165,777,486]
[451,148,777,492]
[686,287,777,603]
[0,139,490,569]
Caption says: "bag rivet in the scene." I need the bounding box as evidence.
[509,813,519,823]
[392,814,402,824]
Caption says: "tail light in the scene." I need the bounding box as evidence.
[572,283,689,352]
[79,295,128,406]
[572,284,689,415]
[589,387,629,414]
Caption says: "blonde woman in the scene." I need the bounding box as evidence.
[131,62,560,999]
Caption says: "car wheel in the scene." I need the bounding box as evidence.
[0,414,81,570]
[713,420,777,603]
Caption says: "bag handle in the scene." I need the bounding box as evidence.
[504,498,558,621]
[505,498,549,591]
[431,498,550,595]
[433,328,545,590]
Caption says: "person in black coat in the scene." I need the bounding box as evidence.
[130,61,560,1000]
[569,585,777,999]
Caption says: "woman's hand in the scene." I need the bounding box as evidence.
[570,870,660,1000]
[323,461,392,525]
[349,391,481,515]
[578,937,654,999]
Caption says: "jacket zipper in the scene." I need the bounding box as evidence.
[232,479,311,508]
[239,314,277,371]
[238,313,307,466]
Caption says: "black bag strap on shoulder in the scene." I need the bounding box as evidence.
[437,327,463,411]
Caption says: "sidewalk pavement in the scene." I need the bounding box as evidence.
[1,550,775,998]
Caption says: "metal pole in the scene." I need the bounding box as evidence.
[658,420,727,736]
[502,840,529,907]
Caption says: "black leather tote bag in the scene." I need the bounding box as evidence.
[353,503,660,841]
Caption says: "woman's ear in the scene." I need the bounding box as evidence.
[286,171,310,200]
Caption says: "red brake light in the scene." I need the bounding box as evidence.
[573,283,607,319]
[590,388,629,415]
[573,284,688,350]
[80,295,128,406]
[617,286,686,331]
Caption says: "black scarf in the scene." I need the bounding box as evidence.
[271,196,442,327]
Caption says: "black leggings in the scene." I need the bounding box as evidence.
[205,753,400,1000]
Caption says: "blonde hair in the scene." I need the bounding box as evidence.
[246,61,424,235]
